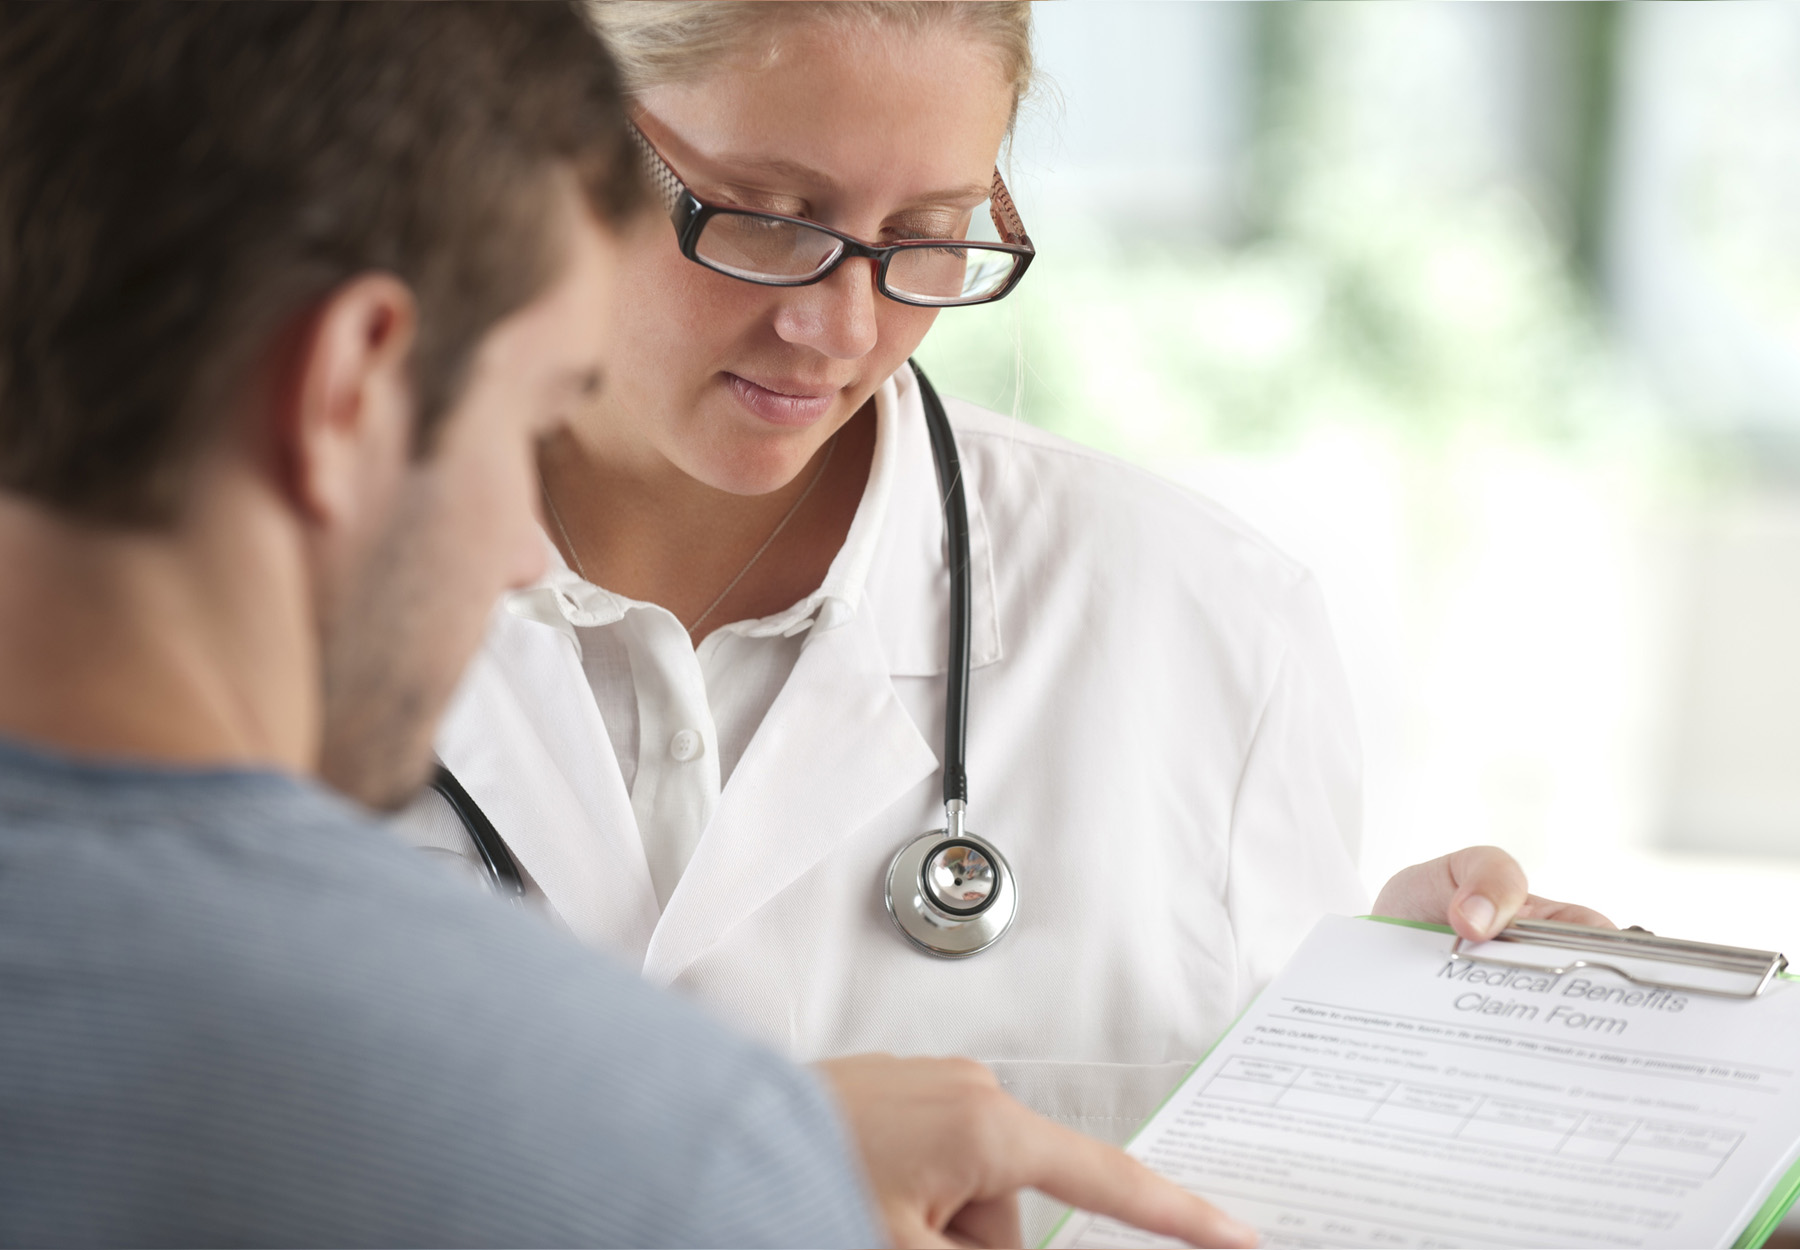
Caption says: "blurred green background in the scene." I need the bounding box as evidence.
[917,1,1800,951]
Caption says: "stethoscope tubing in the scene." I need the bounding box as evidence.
[427,763,525,899]
[911,362,972,807]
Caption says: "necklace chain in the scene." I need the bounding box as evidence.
[541,432,840,639]
[541,478,588,582]
[685,433,838,636]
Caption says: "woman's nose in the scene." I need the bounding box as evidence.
[772,256,881,360]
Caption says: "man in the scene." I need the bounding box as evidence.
[0,5,1251,1247]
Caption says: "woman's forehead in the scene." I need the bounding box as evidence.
[638,28,1012,208]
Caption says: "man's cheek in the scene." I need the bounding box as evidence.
[467,437,546,593]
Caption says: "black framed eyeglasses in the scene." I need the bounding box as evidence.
[628,121,1034,308]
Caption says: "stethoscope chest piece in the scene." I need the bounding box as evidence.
[885,806,1017,958]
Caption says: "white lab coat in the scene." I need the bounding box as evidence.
[397,367,1366,1210]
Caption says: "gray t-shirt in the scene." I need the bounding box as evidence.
[0,739,881,1248]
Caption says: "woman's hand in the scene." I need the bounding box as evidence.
[1372,845,1615,941]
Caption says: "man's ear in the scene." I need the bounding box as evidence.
[274,274,420,530]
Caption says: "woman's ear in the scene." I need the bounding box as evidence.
[272,273,420,532]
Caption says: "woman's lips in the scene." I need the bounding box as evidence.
[725,372,837,427]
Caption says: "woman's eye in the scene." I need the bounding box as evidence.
[711,190,809,218]
[887,216,972,244]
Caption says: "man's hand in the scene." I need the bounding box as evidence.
[818,1053,1256,1249]
[1373,845,1615,941]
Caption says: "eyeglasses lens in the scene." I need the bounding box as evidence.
[694,212,842,283]
[885,246,1019,304]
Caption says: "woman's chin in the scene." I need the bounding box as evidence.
[678,398,843,496]
[682,441,825,499]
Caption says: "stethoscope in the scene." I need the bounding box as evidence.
[430,360,1016,958]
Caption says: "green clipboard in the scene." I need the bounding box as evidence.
[1041,915,1800,1249]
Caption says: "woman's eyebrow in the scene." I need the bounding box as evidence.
[718,154,991,210]
[898,185,992,211]
[723,153,839,188]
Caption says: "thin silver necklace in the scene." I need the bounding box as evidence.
[542,432,840,638]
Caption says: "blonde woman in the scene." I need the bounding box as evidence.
[396,4,1608,1239]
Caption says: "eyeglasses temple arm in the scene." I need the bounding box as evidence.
[625,119,685,219]
[988,171,1033,251]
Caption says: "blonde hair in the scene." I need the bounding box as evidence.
[587,2,1034,127]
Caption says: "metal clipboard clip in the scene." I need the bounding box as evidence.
[1449,918,1789,999]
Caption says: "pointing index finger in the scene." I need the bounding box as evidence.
[1004,1107,1257,1248]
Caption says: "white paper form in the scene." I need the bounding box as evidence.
[1047,916,1800,1250]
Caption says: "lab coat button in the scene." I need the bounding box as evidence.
[669,729,703,762]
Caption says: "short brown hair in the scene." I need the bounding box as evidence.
[0,2,640,525]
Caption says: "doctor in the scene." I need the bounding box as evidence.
[396,1,1607,1229]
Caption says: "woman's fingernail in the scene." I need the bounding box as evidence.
[1461,894,1497,936]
